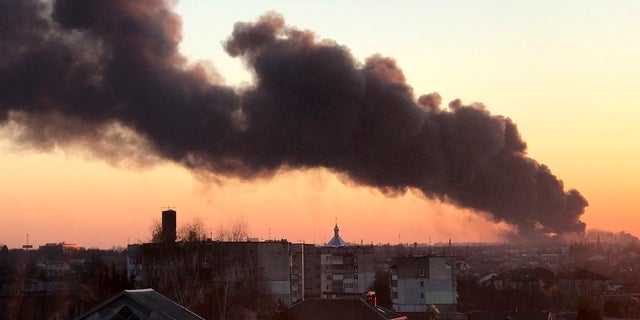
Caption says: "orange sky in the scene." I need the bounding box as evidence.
[0,145,513,248]
[1,1,639,249]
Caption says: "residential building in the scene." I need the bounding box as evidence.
[316,245,376,299]
[127,240,293,305]
[557,267,608,307]
[287,223,377,301]
[391,255,457,313]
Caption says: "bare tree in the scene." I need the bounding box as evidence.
[178,217,207,242]
[215,216,249,241]
[150,218,162,243]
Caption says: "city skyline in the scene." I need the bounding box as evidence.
[1,1,639,249]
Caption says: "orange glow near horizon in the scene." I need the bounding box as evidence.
[0,142,509,249]
[1,1,639,249]
[1,137,638,249]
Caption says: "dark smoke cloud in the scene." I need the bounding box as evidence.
[0,1,587,238]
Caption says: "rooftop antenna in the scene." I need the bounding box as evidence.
[22,233,33,250]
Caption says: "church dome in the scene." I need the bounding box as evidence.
[326,223,347,247]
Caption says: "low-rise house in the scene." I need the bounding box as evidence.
[488,267,556,291]
[74,288,205,320]
[557,268,608,307]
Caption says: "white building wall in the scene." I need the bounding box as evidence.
[426,257,456,304]
[392,256,457,312]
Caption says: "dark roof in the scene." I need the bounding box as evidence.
[558,268,608,281]
[467,311,554,320]
[503,267,556,283]
[288,299,406,320]
[74,288,204,320]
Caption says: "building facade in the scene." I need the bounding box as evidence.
[127,240,293,306]
[391,255,457,313]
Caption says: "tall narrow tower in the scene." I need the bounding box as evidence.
[161,209,177,243]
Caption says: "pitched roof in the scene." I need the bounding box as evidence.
[288,299,406,320]
[74,288,204,320]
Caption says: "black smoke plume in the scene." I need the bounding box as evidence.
[0,0,587,238]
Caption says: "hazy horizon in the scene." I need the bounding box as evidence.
[1,0,639,249]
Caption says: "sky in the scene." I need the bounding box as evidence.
[1,0,639,249]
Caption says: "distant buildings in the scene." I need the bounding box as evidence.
[7,216,638,319]
[38,242,83,260]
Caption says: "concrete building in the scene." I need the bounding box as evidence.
[128,210,295,312]
[129,214,377,312]
[288,223,377,301]
[289,243,316,302]
[391,255,457,313]
[128,240,293,305]
[289,243,376,301]
[289,224,376,300]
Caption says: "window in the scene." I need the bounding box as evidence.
[392,292,398,299]
[354,265,358,273]
[419,269,425,277]
[354,274,359,280]
[326,275,331,281]
[420,293,424,298]
[392,280,398,287]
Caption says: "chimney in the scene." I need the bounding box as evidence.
[162,209,176,243]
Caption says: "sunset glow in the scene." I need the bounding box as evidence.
[1,0,639,249]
